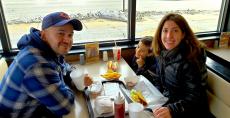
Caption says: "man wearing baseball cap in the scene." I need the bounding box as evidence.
[0,12,92,118]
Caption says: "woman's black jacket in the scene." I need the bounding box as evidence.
[154,44,210,118]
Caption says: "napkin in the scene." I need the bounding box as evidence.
[94,96,113,115]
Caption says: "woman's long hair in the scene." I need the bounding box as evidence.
[152,13,205,62]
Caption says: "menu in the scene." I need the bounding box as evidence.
[219,32,230,48]
[85,43,100,64]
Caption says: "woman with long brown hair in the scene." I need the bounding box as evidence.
[152,13,211,118]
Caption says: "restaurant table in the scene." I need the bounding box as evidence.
[64,58,166,118]
[207,47,230,62]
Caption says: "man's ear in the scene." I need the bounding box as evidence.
[40,31,46,41]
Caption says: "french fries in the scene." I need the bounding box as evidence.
[101,69,121,80]
[130,89,148,106]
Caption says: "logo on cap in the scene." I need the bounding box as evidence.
[60,12,70,19]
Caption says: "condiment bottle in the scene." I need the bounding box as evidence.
[103,51,108,61]
[79,54,85,65]
[114,92,125,118]
[117,48,121,61]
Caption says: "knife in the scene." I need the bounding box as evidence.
[119,85,133,104]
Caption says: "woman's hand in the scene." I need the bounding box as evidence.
[152,107,172,118]
[84,74,93,87]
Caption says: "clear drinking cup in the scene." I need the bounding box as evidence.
[113,46,121,61]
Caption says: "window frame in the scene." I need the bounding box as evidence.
[0,0,229,56]
[0,1,11,54]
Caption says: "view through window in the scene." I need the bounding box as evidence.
[1,0,223,49]
[2,0,128,48]
[136,0,222,38]
[0,43,2,50]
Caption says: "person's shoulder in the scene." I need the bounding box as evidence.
[146,55,157,63]
[148,55,156,60]
[16,47,50,67]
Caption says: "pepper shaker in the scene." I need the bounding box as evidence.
[79,54,85,65]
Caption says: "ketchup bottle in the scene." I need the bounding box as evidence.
[117,48,121,61]
[114,92,125,118]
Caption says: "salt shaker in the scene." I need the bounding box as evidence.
[79,54,85,65]
[103,51,108,61]
[114,92,125,118]
[214,40,219,48]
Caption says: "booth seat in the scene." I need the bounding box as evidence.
[0,58,8,81]
[207,69,230,118]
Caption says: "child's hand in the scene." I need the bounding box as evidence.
[136,56,145,68]
[84,74,93,87]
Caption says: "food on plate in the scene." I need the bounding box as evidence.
[107,69,114,73]
[124,76,138,87]
[101,70,121,80]
[112,61,118,71]
[107,61,113,69]
[107,61,119,72]
[130,89,148,106]
[88,81,102,95]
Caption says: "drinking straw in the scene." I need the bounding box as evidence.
[114,40,117,47]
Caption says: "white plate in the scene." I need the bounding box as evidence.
[124,75,139,87]
[124,78,168,107]
[88,81,102,94]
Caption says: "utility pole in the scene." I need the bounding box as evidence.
[123,0,125,12]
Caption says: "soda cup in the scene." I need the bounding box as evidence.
[114,92,125,118]
[113,46,121,61]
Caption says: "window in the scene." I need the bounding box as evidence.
[136,0,222,38]
[0,0,226,51]
[0,43,2,50]
[1,0,128,49]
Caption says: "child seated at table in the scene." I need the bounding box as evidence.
[131,36,159,84]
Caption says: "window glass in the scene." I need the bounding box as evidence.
[2,0,128,48]
[136,0,222,38]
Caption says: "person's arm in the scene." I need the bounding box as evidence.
[142,65,162,91]
[22,63,75,116]
[62,62,77,89]
[63,70,76,89]
[140,57,163,91]
[63,62,93,90]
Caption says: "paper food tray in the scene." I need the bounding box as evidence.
[83,81,129,118]
[122,75,168,108]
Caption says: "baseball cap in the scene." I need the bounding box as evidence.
[42,12,82,31]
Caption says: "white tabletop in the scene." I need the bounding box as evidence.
[208,47,230,62]
[64,58,165,118]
